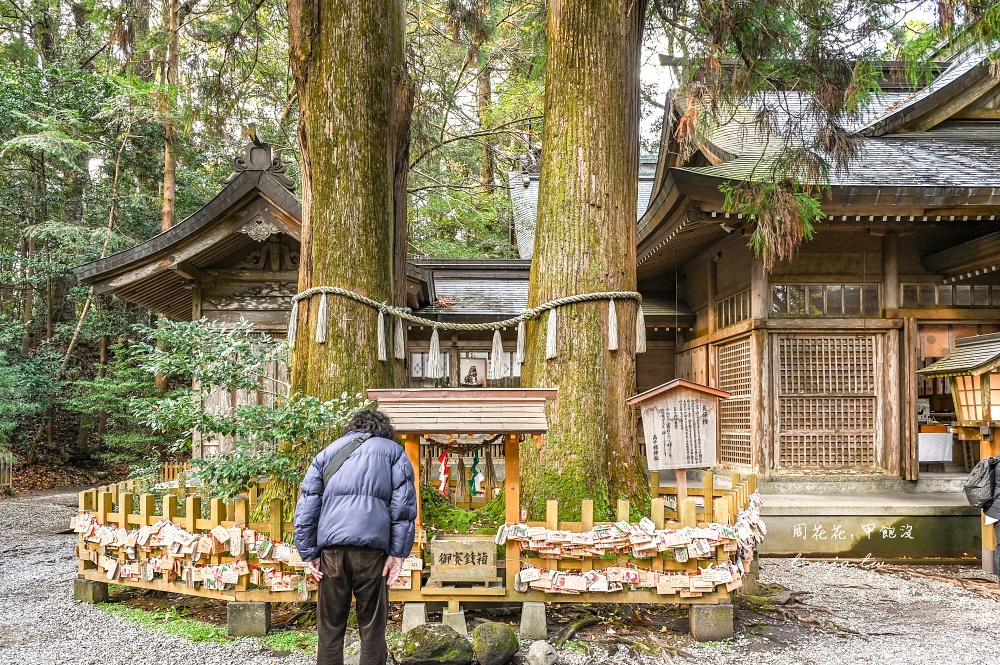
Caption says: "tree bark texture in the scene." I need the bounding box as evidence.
[520,0,648,521]
[288,0,404,398]
[161,0,179,231]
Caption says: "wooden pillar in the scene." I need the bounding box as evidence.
[885,329,901,476]
[404,434,422,536]
[982,436,1000,572]
[191,282,202,320]
[749,329,770,474]
[504,433,520,592]
[903,317,919,480]
[882,232,899,311]
[707,258,718,334]
[750,257,769,321]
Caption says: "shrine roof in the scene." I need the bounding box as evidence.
[627,379,731,405]
[507,155,659,260]
[368,388,556,434]
[917,332,1000,377]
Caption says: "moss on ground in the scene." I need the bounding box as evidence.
[97,603,230,643]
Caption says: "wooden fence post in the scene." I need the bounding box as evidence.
[163,494,177,523]
[580,499,594,574]
[680,498,698,527]
[269,499,283,542]
[118,492,133,529]
[97,491,112,525]
[186,496,201,533]
[713,497,730,525]
[617,499,630,522]
[139,493,155,527]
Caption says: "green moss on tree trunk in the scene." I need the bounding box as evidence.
[520,0,650,521]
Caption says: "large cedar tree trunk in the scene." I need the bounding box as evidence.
[288,0,404,398]
[520,0,649,521]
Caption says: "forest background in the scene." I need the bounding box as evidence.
[0,0,959,487]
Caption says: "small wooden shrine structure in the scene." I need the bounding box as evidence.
[918,332,1000,571]
[369,388,554,602]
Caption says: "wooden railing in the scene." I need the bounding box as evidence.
[391,471,760,605]
[76,474,304,602]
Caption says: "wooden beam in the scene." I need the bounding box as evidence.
[504,434,521,593]
[882,232,899,310]
[169,261,209,283]
[885,329,901,476]
[900,78,1000,133]
[707,258,718,335]
[903,317,919,480]
[750,257,768,321]
[749,329,769,475]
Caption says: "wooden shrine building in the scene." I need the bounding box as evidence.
[629,46,1000,478]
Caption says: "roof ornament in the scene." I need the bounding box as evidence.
[221,124,296,191]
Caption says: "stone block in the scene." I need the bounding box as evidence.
[688,603,733,642]
[227,601,271,637]
[519,602,547,640]
[73,578,108,604]
[402,603,428,633]
[442,609,468,636]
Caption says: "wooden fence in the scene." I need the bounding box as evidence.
[76,475,304,602]
[76,466,759,606]
[0,449,12,495]
[391,471,760,605]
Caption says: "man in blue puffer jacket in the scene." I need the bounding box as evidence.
[294,409,416,665]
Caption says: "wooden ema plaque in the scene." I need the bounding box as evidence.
[426,535,498,586]
[628,380,731,471]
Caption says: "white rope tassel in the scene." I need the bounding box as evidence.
[608,298,618,351]
[545,308,558,360]
[377,309,387,361]
[635,304,647,354]
[488,329,509,379]
[393,316,405,360]
[515,319,526,364]
[314,293,329,343]
[427,328,444,379]
[287,300,299,350]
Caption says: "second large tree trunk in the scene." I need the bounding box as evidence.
[288,0,402,398]
[520,0,648,521]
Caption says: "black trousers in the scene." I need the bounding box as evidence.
[317,546,388,665]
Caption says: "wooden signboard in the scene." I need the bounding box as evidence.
[427,535,496,585]
[628,380,730,471]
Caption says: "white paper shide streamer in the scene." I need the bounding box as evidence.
[607,298,618,351]
[286,300,299,350]
[635,304,646,353]
[427,328,444,379]
[394,316,405,360]
[515,319,526,364]
[377,310,387,361]
[488,329,509,379]
[545,308,558,359]
[314,293,329,343]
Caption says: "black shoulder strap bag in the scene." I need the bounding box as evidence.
[322,432,373,488]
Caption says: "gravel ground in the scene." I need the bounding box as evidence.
[680,557,1000,665]
[0,488,312,665]
[2,488,999,665]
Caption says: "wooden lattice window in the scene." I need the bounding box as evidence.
[902,283,998,308]
[772,284,879,317]
[953,375,982,421]
[776,334,880,468]
[716,338,752,465]
[716,289,751,329]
